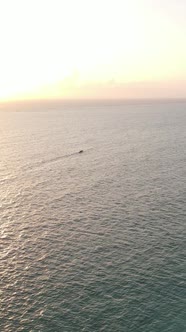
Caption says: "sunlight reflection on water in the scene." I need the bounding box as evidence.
[0,101,186,331]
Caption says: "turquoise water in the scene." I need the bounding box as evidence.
[0,100,185,331]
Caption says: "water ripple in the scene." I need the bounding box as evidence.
[0,102,186,331]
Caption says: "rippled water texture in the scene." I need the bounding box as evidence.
[0,100,186,331]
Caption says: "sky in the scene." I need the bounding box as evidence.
[0,0,186,101]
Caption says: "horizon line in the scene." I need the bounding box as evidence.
[1,96,186,105]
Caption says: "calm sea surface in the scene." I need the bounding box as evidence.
[0,100,185,331]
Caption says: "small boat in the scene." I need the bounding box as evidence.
[79,150,83,153]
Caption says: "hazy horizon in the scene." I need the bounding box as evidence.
[1,0,186,101]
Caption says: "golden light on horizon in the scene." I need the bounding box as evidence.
[0,0,186,101]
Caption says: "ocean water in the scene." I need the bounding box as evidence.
[0,100,185,332]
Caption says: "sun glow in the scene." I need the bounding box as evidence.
[0,0,186,101]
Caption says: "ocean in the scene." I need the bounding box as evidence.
[0,100,185,331]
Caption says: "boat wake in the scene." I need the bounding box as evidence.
[23,148,92,172]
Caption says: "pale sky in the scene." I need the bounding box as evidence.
[0,0,186,101]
